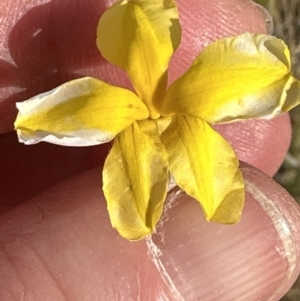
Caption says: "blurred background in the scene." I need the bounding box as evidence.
[254,1,300,300]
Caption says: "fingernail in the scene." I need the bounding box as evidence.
[146,162,300,301]
[251,1,274,34]
[242,162,300,300]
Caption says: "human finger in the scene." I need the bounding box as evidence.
[0,163,299,300]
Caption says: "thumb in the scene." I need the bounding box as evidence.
[0,163,299,301]
[150,162,300,301]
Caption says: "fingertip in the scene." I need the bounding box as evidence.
[147,163,300,301]
[250,0,274,34]
[241,161,300,278]
[1,164,299,300]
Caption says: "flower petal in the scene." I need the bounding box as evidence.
[97,0,181,118]
[161,33,300,123]
[103,120,169,240]
[14,77,149,146]
[161,115,244,223]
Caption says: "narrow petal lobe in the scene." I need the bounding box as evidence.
[103,120,169,240]
[14,77,149,146]
[97,0,181,118]
[161,33,300,123]
[161,115,244,223]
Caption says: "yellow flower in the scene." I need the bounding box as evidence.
[14,0,300,240]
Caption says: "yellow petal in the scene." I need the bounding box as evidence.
[97,0,181,118]
[161,115,244,223]
[14,77,149,146]
[161,33,300,123]
[103,120,169,240]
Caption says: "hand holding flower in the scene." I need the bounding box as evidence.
[14,0,300,241]
[0,0,299,300]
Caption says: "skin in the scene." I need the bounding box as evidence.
[0,0,299,300]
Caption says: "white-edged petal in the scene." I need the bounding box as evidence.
[15,77,149,146]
